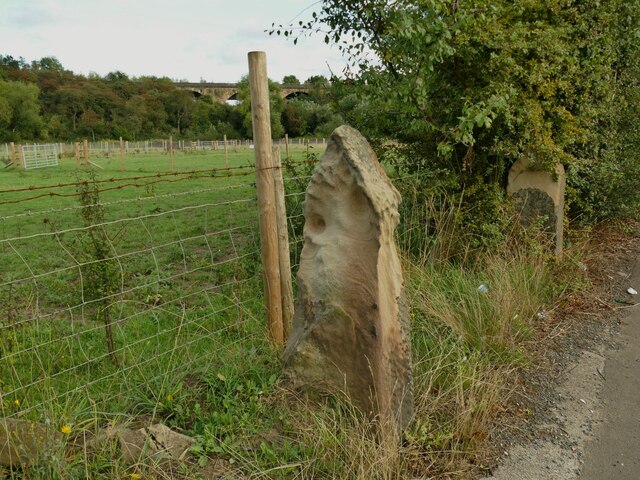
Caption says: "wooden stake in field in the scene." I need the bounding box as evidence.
[223,134,229,167]
[169,136,174,172]
[17,144,24,168]
[10,142,17,168]
[74,142,80,168]
[83,139,90,168]
[272,146,294,338]
[248,51,284,345]
[284,134,290,161]
[119,137,125,171]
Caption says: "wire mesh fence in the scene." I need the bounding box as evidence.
[0,150,316,427]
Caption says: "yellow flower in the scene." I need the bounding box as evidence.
[129,474,142,480]
[166,394,173,402]
[14,399,20,406]
[60,424,72,434]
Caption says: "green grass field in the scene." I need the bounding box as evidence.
[0,143,571,479]
[0,146,322,477]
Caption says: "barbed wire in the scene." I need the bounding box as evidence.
[0,165,252,195]
[0,159,317,206]
[0,171,253,206]
[0,158,316,196]
[0,181,257,222]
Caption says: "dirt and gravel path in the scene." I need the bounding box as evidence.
[579,256,640,479]
[483,229,639,480]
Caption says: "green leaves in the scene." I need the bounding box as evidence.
[0,79,44,141]
[275,0,640,230]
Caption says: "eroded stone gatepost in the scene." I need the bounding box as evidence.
[507,157,566,256]
[283,125,413,434]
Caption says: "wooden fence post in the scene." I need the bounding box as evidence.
[272,146,294,338]
[169,136,174,171]
[10,142,16,168]
[248,51,284,345]
[74,142,80,168]
[83,139,89,168]
[284,134,290,161]
[223,134,228,167]
[119,137,125,171]
[17,144,24,168]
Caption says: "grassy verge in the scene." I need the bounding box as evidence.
[0,149,586,479]
[183,237,572,479]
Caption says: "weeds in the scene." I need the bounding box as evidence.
[0,147,584,479]
[282,146,317,267]
[77,173,121,367]
[409,251,553,358]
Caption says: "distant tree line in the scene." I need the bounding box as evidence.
[0,55,345,142]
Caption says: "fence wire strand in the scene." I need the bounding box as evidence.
[0,143,348,445]
[0,156,299,423]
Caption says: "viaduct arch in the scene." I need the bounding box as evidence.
[175,82,312,103]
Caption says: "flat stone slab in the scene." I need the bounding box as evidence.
[113,423,196,464]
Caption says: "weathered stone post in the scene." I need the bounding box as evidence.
[507,157,565,256]
[283,125,413,433]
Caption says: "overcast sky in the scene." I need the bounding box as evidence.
[0,0,346,83]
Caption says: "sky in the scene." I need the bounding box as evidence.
[0,0,347,83]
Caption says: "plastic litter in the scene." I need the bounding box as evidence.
[478,284,489,293]
[628,287,638,295]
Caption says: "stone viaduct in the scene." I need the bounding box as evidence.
[175,82,312,103]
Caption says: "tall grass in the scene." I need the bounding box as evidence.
[203,189,568,479]
[409,250,554,357]
[0,157,579,479]
[394,187,565,476]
